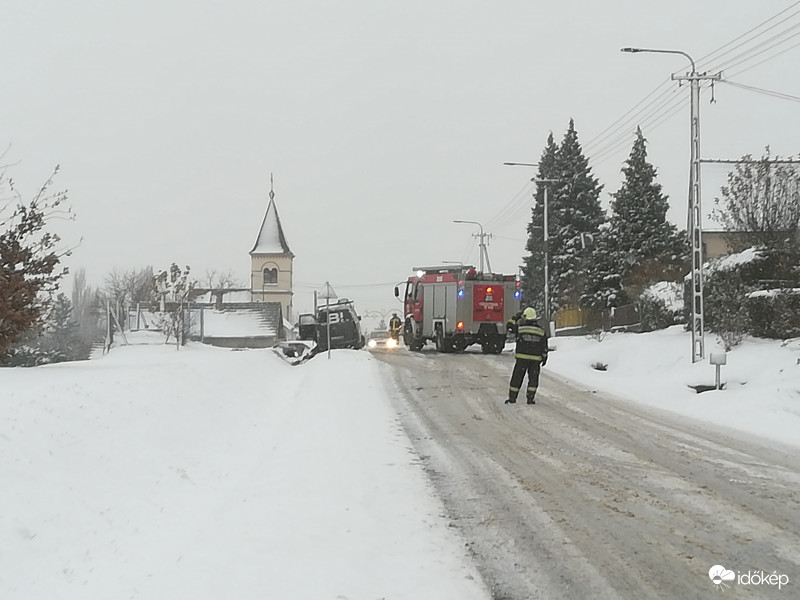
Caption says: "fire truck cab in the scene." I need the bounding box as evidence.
[394,265,521,353]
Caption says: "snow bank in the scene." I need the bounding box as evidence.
[547,326,800,449]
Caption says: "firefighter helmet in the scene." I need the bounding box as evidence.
[523,307,537,320]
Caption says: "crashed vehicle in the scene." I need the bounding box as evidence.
[297,298,365,351]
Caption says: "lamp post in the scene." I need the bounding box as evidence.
[621,47,719,362]
[453,220,492,273]
[503,163,558,326]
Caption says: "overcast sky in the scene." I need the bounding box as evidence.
[2,0,799,317]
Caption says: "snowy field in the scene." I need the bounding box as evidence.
[0,331,488,600]
[3,325,799,599]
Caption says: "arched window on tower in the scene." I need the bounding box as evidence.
[263,267,278,285]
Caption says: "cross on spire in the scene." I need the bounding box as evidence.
[269,173,275,201]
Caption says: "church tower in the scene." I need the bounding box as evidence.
[250,176,294,320]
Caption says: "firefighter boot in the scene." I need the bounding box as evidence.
[504,396,517,404]
[526,394,536,405]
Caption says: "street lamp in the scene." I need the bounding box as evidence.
[452,220,492,273]
[504,163,558,326]
[621,47,719,362]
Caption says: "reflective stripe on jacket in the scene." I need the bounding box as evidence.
[514,318,548,361]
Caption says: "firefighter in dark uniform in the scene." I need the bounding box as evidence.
[505,307,548,405]
[388,313,403,341]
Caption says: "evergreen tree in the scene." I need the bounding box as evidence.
[580,222,622,310]
[71,268,103,346]
[548,119,605,310]
[39,293,83,363]
[584,128,687,309]
[520,132,558,311]
[521,121,605,315]
[0,166,71,359]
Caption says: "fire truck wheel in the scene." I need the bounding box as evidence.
[453,339,469,353]
[481,340,504,354]
[435,330,445,353]
[435,329,454,353]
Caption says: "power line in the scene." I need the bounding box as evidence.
[590,100,691,173]
[720,78,800,102]
[488,3,800,238]
[485,180,534,231]
[698,1,800,70]
[726,35,800,78]
[584,2,800,172]
[583,80,674,149]
[294,280,400,289]
[710,24,800,73]
[588,89,687,164]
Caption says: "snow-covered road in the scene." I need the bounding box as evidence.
[377,347,800,599]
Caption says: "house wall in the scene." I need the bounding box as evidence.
[702,231,762,260]
[702,233,732,261]
[251,253,293,320]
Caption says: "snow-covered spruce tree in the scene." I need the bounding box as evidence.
[0,166,72,360]
[548,119,604,310]
[580,221,622,311]
[585,128,688,309]
[520,132,558,311]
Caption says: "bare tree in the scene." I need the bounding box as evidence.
[154,263,196,348]
[711,148,800,250]
[201,268,245,289]
[100,267,155,330]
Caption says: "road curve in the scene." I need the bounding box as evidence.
[371,347,800,599]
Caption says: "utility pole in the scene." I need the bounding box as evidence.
[534,179,559,326]
[622,47,720,363]
[503,163,560,328]
[674,59,720,363]
[453,220,492,273]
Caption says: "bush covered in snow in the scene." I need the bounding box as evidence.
[682,247,794,349]
[639,282,683,332]
[747,289,800,339]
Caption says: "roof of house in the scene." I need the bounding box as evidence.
[250,180,292,255]
[192,289,253,304]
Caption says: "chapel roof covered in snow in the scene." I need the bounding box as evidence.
[250,178,292,255]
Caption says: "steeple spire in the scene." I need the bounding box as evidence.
[250,175,292,255]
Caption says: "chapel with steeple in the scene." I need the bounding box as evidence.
[250,176,294,321]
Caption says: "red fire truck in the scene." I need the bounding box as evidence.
[394,265,521,353]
